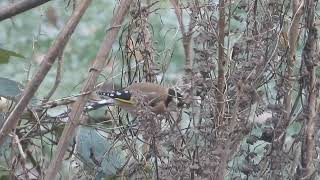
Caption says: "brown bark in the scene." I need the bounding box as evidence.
[297,0,317,178]
[44,0,132,179]
[0,0,51,21]
[216,0,226,126]
[0,0,90,146]
[299,65,317,179]
[215,0,227,179]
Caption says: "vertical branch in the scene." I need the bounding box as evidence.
[298,28,317,179]
[297,0,317,178]
[0,0,91,146]
[271,0,303,178]
[300,55,317,178]
[216,0,226,126]
[215,1,227,180]
[283,0,303,129]
[44,0,132,179]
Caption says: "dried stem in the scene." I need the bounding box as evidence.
[0,0,90,146]
[0,0,51,21]
[44,0,132,179]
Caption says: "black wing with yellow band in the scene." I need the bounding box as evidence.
[97,90,134,104]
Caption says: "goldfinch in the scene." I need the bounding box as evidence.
[97,82,183,115]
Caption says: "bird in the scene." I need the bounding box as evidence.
[96,82,184,115]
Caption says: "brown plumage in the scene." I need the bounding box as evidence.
[98,82,183,115]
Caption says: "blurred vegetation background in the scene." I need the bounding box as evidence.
[1,0,319,179]
[0,1,188,179]
[0,0,184,99]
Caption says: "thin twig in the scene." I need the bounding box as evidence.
[11,133,29,180]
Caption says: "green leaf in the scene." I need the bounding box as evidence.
[0,77,23,100]
[0,77,39,106]
[0,48,24,64]
[77,126,126,178]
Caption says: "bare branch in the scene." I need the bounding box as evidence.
[215,0,227,179]
[0,0,91,146]
[0,0,51,21]
[44,0,132,179]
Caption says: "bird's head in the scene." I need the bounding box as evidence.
[167,88,184,108]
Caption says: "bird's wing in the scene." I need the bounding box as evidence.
[85,99,115,111]
[128,89,166,106]
[126,83,168,103]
